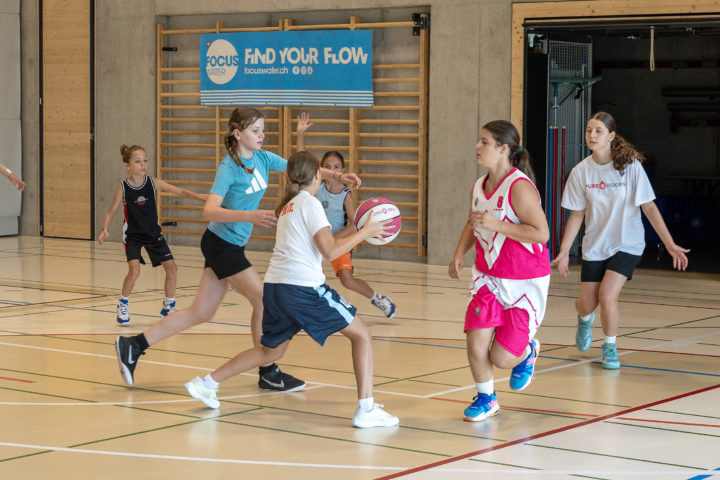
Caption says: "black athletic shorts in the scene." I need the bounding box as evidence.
[124,236,173,267]
[581,251,642,282]
[201,229,252,279]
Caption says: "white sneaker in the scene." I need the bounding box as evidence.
[352,403,399,428]
[185,376,220,409]
[116,300,130,325]
[371,295,397,319]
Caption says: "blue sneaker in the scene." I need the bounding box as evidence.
[601,343,620,370]
[160,300,177,317]
[576,312,595,352]
[463,392,499,422]
[510,339,540,391]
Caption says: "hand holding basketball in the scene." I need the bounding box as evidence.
[354,197,402,245]
[359,215,392,241]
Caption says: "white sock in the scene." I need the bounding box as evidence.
[164,297,175,305]
[605,336,616,345]
[359,397,374,412]
[202,374,219,389]
[579,313,593,322]
[120,296,129,303]
[476,379,494,395]
[371,292,380,302]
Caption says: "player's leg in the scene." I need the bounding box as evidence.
[227,267,306,392]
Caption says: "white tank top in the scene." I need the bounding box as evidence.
[471,168,550,280]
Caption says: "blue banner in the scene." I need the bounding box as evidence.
[200,30,373,107]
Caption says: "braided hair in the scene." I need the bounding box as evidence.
[224,107,264,174]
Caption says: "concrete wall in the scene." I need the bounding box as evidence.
[0,0,21,235]
[20,0,517,265]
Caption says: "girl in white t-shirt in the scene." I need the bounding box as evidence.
[553,112,689,370]
[183,150,400,429]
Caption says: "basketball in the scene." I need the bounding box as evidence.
[354,197,402,245]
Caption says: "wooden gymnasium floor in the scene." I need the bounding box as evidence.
[0,235,719,479]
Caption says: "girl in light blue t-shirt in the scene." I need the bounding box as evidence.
[114,107,361,392]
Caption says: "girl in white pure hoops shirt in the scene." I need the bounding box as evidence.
[553,112,689,370]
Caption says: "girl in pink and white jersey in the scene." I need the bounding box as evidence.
[449,120,550,422]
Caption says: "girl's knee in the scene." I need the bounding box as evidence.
[597,290,618,309]
[127,266,141,280]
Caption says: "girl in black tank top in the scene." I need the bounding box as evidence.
[97,144,206,325]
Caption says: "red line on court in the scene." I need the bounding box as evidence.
[0,376,35,383]
[615,417,720,428]
[376,383,720,479]
[432,397,720,427]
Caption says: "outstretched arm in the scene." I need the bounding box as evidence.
[153,177,207,203]
[98,185,123,244]
[641,200,690,271]
[0,162,25,191]
[202,193,277,228]
[335,192,357,239]
[314,216,391,261]
[296,112,313,152]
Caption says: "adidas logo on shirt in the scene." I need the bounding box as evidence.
[245,169,268,194]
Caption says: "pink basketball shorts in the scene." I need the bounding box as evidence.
[464,268,550,357]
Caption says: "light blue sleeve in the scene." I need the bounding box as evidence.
[209,160,234,197]
[263,151,287,173]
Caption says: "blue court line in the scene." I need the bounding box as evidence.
[2,297,718,378]
[0,298,250,327]
[591,361,720,378]
[373,338,580,362]
[688,467,720,479]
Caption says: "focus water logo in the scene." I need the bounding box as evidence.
[205,39,239,85]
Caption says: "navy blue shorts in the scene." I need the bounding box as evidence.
[581,251,642,282]
[260,283,357,348]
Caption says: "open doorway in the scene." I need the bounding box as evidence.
[523,18,720,273]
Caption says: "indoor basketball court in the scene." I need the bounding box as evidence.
[0,236,718,478]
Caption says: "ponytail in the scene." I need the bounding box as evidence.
[275,151,320,217]
[610,134,645,172]
[482,120,537,184]
[120,144,144,164]
[511,147,536,184]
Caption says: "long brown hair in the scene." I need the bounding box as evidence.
[275,151,320,217]
[120,144,144,164]
[589,111,645,172]
[224,107,264,174]
[482,120,536,184]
